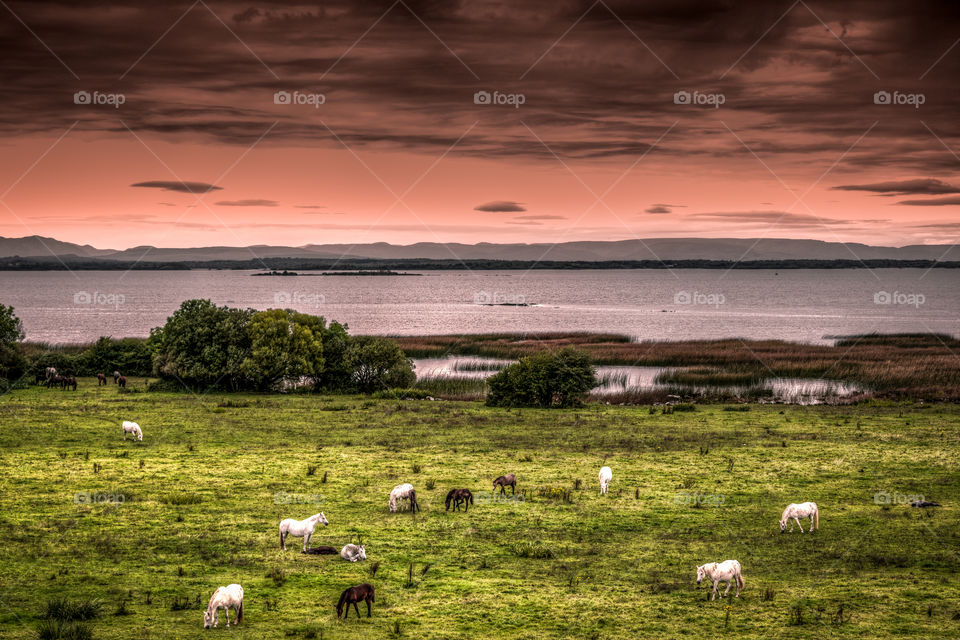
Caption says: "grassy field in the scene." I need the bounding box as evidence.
[0,380,958,639]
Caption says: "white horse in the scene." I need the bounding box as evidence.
[598,466,612,494]
[279,512,328,551]
[389,483,420,513]
[779,502,819,533]
[203,584,243,628]
[121,421,142,442]
[696,560,744,600]
[341,544,367,562]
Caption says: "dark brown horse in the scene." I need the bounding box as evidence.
[117,376,127,388]
[445,488,474,512]
[336,583,374,619]
[61,375,77,391]
[493,473,516,495]
[97,373,107,386]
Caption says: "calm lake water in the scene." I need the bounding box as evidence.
[2,268,957,344]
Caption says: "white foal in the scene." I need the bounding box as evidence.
[696,560,744,600]
[779,501,819,533]
[341,544,367,562]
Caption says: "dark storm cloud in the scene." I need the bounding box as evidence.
[645,206,671,214]
[689,211,858,228]
[475,201,526,212]
[130,180,223,193]
[897,196,960,206]
[1,0,959,169]
[215,199,279,206]
[832,179,960,196]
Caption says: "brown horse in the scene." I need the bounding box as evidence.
[61,375,77,391]
[336,583,374,619]
[97,373,107,386]
[493,473,516,495]
[445,488,474,512]
[117,376,127,388]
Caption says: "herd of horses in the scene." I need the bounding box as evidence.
[102,409,832,628]
[36,368,125,390]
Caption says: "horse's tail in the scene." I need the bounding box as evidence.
[736,568,745,591]
[279,526,284,549]
[237,598,243,623]
[814,505,819,529]
[468,491,474,506]
[410,489,419,512]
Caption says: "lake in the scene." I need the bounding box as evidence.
[2,268,957,344]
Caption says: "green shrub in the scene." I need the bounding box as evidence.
[486,347,596,408]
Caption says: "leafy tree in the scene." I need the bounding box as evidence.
[149,299,252,390]
[239,309,325,390]
[0,305,27,383]
[315,321,353,391]
[348,336,415,393]
[486,347,597,408]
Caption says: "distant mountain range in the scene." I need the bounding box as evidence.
[1,235,958,263]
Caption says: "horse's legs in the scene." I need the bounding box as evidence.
[353,602,360,618]
[304,532,311,551]
[723,580,732,596]
[280,531,286,551]
[795,517,804,533]
[366,597,372,617]
[511,484,515,495]
[711,580,718,600]
[224,607,230,627]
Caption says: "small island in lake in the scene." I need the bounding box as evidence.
[252,269,421,277]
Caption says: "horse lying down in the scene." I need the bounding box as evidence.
[302,546,339,555]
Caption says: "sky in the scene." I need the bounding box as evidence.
[1,0,959,249]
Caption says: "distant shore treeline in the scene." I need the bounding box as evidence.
[2,257,960,270]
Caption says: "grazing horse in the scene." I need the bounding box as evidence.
[445,488,474,512]
[47,374,63,388]
[389,483,420,513]
[61,375,77,391]
[696,560,744,600]
[45,367,57,385]
[113,370,121,384]
[97,373,107,386]
[35,372,46,385]
[599,466,613,494]
[340,544,367,562]
[279,512,329,551]
[203,584,243,629]
[121,421,142,442]
[779,502,819,533]
[117,376,127,388]
[493,473,516,495]
[337,583,375,619]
